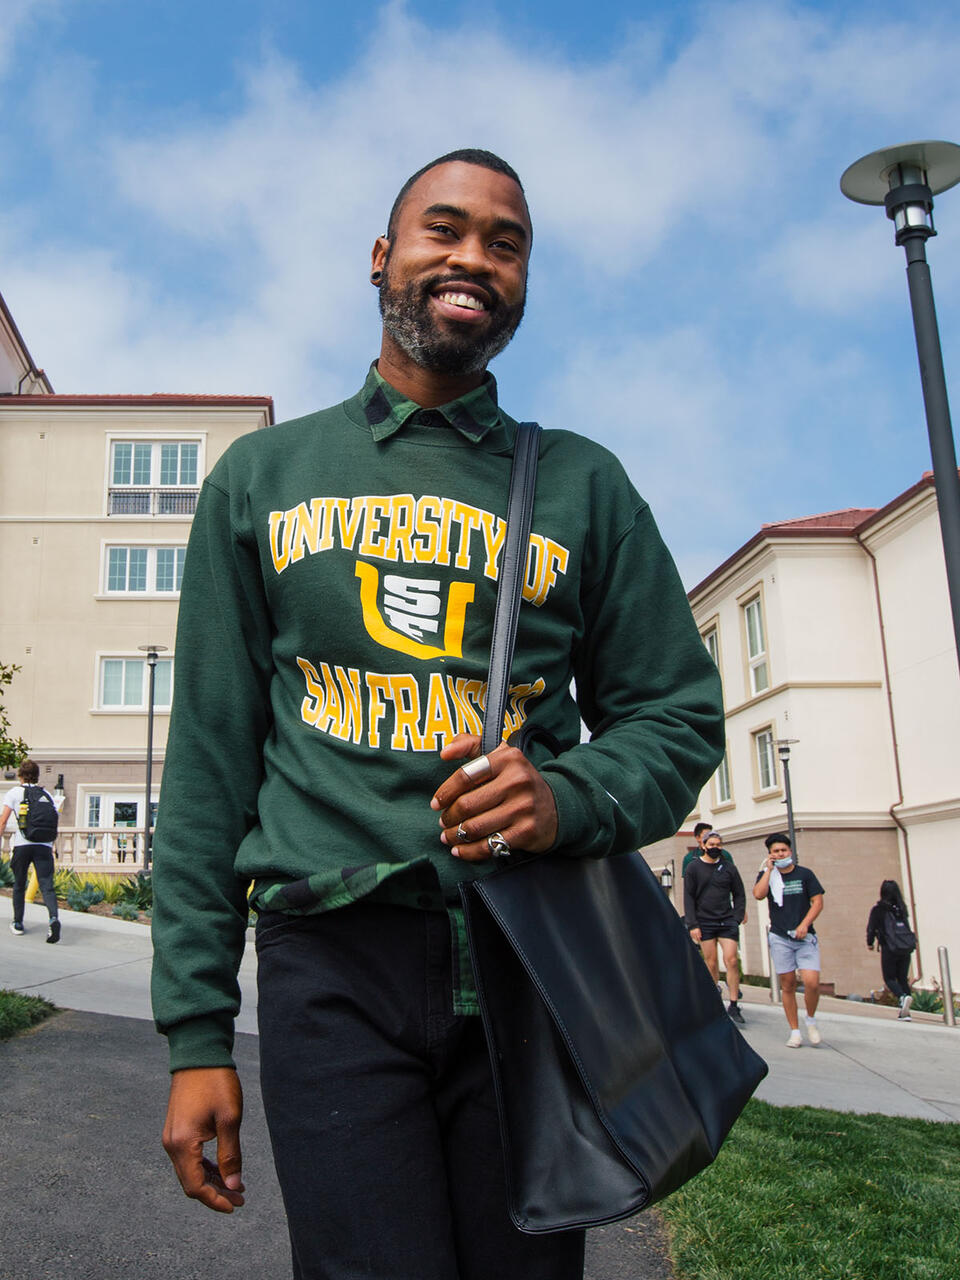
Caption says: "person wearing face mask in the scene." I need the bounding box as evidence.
[753,832,825,1048]
[684,830,747,1024]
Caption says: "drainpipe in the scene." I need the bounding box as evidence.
[856,532,922,977]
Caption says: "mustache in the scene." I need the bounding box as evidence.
[421,273,505,313]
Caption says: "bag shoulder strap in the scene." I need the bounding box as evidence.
[481,422,542,756]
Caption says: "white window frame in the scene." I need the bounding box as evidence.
[740,591,770,696]
[94,653,174,713]
[713,751,733,807]
[100,542,187,596]
[752,725,779,795]
[104,431,205,518]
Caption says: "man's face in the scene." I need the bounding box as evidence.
[704,836,723,857]
[373,161,531,377]
[769,842,793,864]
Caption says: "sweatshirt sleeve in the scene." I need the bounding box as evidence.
[150,469,275,1071]
[866,904,880,947]
[730,864,746,923]
[540,502,724,859]
[683,862,699,929]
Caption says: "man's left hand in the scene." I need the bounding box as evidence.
[794,923,809,940]
[431,734,558,863]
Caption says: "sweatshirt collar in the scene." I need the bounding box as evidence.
[355,362,503,444]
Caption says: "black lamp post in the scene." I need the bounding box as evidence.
[841,141,960,674]
[658,860,675,894]
[776,738,799,852]
[137,643,167,872]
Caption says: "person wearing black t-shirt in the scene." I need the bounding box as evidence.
[684,831,746,1024]
[754,832,825,1048]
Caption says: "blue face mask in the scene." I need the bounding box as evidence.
[774,856,793,870]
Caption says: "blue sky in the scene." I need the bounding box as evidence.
[3,0,960,586]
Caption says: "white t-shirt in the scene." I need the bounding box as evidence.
[2,784,61,848]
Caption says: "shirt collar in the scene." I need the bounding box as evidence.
[356,362,503,443]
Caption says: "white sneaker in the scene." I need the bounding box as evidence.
[805,1020,822,1046]
[786,1029,802,1048]
[898,995,913,1020]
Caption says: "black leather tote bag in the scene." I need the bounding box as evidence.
[459,422,767,1233]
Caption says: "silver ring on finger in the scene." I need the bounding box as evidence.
[456,824,468,841]
[461,754,493,782]
[487,832,511,858]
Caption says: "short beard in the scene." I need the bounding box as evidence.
[378,265,525,377]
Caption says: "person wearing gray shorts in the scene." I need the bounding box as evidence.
[754,832,825,1048]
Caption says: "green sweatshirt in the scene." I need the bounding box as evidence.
[151,365,724,1070]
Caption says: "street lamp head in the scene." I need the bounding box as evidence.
[841,141,960,245]
[138,642,169,666]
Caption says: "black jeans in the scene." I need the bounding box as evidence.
[256,902,585,1280]
[11,845,58,923]
[881,948,912,999]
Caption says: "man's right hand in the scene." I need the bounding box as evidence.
[162,1066,245,1214]
[689,927,702,943]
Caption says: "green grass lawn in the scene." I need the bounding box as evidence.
[660,1100,960,1280]
[0,988,57,1041]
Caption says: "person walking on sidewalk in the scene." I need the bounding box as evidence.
[866,880,916,1020]
[684,830,746,1024]
[754,831,824,1047]
[151,149,724,1280]
[1,759,61,943]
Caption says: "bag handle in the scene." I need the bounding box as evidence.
[480,422,542,757]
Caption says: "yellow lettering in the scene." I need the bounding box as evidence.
[422,672,455,750]
[389,675,425,751]
[366,673,390,749]
[451,502,482,570]
[413,496,442,564]
[383,496,415,563]
[359,497,391,558]
[297,657,325,725]
[269,510,292,575]
[480,511,506,579]
[289,500,324,564]
[334,666,363,744]
[333,498,365,550]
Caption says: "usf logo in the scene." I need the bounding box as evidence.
[356,563,475,660]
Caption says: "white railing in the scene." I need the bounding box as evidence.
[1,827,149,874]
[108,487,198,516]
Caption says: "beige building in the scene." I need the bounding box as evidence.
[1,290,272,863]
[646,476,960,997]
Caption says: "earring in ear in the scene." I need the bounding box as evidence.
[370,270,382,284]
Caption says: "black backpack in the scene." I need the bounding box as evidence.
[16,785,59,844]
[881,908,916,955]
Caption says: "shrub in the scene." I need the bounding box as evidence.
[53,867,82,898]
[117,871,152,911]
[79,873,127,904]
[66,883,105,913]
[112,901,140,921]
[0,989,57,1041]
[0,857,13,888]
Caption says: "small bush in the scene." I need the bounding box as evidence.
[0,857,14,888]
[53,867,82,898]
[112,901,140,921]
[0,989,57,1041]
[79,873,127,904]
[66,883,105,913]
[118,871,152,911]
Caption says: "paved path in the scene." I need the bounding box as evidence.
[3,896,959,1279]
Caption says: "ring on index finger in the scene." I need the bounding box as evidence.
[461,754,492,782]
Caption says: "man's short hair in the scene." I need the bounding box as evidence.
[705,831,722,842]
[386,149,526,240]
[764,831,792,850]
[693,822,711,838]
[18,759,40,784]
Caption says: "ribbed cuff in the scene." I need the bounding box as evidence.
[540,770,594,856]
[164,1010,236,1073]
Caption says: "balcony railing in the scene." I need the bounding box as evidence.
[2,827,148,872]
[108,487,199,516]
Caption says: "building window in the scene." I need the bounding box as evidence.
[743,595,769,695]
[104,546,186,594]
[99,657,173,710]
[754,727,778,792]
[108,440,200,515]
[703,626,720,670]
[714,752,732,805]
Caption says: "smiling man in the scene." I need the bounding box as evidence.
[151,149,724,1280]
